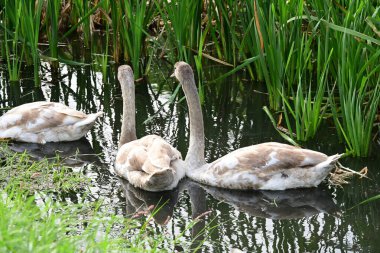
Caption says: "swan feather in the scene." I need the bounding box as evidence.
[0,101,102,143]
[187,142,340,190]
[115,135,185,192]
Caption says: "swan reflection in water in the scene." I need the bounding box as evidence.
[120,178,339,223]
[120,179,339,251]
[188,181,340,220]
[9,138,100,167]
[119,178,183,225]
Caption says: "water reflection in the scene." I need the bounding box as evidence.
[120,178,182,225]
[1,58,380,252]
[9,138,100,167]
[187,181,339,220]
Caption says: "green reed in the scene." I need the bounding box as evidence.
[46,0,59,64]
[331,36,380,157]
[350,194,380,210]
[206,0,240,65]
[3,0,23,81]
[0,0,379,156]
[19,0,43,86]
[323,2,380,157]
[279,39,333,142]
[69,0,92,46]
[156,0,202,62]
[92,25,110,81]
[239,1,305,110]
[110,0,155,78]
[1,0,43,85]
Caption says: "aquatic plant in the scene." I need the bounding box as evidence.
[2,0,23,81]
[206,0,240,65]
[19,0,43,86]
[46,0,59,64]
[110,0,155,78]
[0,0,379,156]
[156,0,202,62]
[351,194,380,209]
[279,41,334,141]
[92,25,110,81]
[326,2,380,157]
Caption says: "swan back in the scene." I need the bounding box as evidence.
[187,142,340,190]
[0,101,102,143]
[115,135,186,192]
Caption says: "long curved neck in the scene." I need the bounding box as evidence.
[119,77,137,147]
[181,78,205,169]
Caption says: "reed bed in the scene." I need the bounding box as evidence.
[0,0,379,156]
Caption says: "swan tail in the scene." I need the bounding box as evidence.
[329,154,342,163]
[315,153,342,173]
[74,111,103,128]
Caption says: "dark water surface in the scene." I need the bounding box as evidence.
[0,59,379,252]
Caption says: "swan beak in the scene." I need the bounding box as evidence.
[170,72,175,78]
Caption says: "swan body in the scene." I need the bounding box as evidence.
[172,61,341,190]
[115,65,185,192]
[0,101,102,144]
[187,142,340,190]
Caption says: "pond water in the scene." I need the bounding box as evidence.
[0,57,379,252]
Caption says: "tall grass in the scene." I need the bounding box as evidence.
[325,2,380,157]
[239,1,306,110]
[19,0,43,86]
[109,0,155,78]
[46,0,59,64]
[206,0,240,65]
[156,0,202,62]
[0,0,43,85]
[69,0,93,47]
[92,25,110,80]
[279,40,334,141]
[3,0,23,81]
[0,0,379,156]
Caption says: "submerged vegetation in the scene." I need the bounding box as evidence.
[0,0,379,157]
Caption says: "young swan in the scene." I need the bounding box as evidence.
[114,65,186,192]
[0,101,102,144]
[172,61,341,190]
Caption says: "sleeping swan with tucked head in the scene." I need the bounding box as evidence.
[0,101,102,144]
[172,61,341,190]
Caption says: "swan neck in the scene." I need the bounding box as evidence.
[119,78,137,147]
[181,78,205,169]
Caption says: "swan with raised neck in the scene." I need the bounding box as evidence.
[172,61,341,190]
[115,65,186,192]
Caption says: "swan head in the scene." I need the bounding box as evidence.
[171,61,194,85]
[118,65,134,87]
